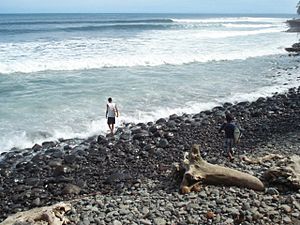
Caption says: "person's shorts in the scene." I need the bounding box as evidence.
[107,117,115,125]
[224,138,234,153]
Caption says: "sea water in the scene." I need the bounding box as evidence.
[0,13,300,152]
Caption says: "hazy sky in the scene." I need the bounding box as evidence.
[0,0,299,14]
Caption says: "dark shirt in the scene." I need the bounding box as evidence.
[219,121,241,139]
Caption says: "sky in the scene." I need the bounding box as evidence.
[0,0,299,14]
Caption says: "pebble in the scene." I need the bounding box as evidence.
[281,204,292,213]
[154,218,166,225]
[113,220,122,225]
[266,187,279,195]
[283,216,292,224]
[139,219,152,225]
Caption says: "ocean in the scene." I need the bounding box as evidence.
[0,13,299,152]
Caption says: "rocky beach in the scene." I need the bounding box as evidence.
[0,85,299,224]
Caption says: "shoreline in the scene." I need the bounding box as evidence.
[0,86,299,224]
[2,81,300,155]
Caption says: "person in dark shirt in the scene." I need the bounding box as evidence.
[219,113,242,161]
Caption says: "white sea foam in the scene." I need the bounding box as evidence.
[0,50,282,74]
[0,118,107,152]
[223,23,278,28]
[0,14,290,75]
[0,28,288,74]
[190,27,284,38]
[172,17,286,24]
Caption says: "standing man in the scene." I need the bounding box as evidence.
[106,97,119,135]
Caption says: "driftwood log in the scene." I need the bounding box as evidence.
[243,154,300,191]
[0,202,71,225]
[176,144,265,194]
[242,154,284,165]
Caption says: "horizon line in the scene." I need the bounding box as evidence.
[0,12,297,15]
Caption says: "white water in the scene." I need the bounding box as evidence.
[0,15,293,74]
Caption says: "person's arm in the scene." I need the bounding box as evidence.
[219,123,225,133]
[106,104,108,118]
[115,105,119,117]
[236,122,243,133]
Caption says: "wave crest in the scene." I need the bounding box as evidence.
[0,48,285,74]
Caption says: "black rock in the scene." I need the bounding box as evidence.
[157,138,169,148]
[132,130,149,140]
[63,145,72,150]
[97,135,108,145]
[223,102,233,108]
[64,155,77,164]
[149,125,159,133]
[156,118,167,124]
[120,131,131,140]
[32,144,42,152]
[131,127,142,135]
[167,120,177,128]
[169,114,179,120]
[153,130,164,138]
[202,110,212,115]
[42,141,56,148]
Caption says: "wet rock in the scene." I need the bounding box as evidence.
[32,144,42,152]
[42,141,56,148]
[120,131,131,140]
[97,135,108,145]
[64,155,78,164]
[202,110,212,115]
[45,148,64,158]
[156,118,167,124]
[63,145,72,150]
[132,130,149,140]
[167,120,177,128]
[153,130,164,138]
[131,127,142,135]
[223,102,233,108]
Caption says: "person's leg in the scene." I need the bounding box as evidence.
[107,117,115,134]
[228,150,233,160]
[107,118,113,133]
[228,139,234,160]
[223,139,228,156]
[111,124,114,134]
[111,117,116,134]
